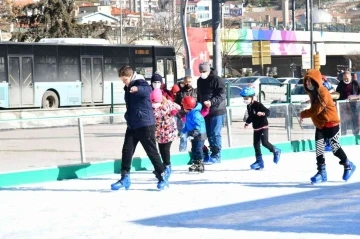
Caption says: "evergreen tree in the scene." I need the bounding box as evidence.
[10,0,110,42]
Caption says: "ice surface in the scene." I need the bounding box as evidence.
[0,145,360,239]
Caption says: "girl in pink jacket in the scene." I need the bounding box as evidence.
[151,89,181,179]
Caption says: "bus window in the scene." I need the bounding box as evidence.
[35,56,57,82]
[156,59,165,78]
[0,57,5,82]
[166,59,175,89]
[104,57,129,81]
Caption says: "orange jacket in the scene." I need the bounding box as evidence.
[300,69,340,129]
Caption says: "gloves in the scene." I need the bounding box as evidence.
[170,109,178,116]
[187,136,194,142]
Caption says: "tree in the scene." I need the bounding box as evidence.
[148,12,184,56]
[10,0,110,42]
[221,21,247,77]
[345,52,360,71]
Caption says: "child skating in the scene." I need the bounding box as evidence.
[300,69,356,184]
[240,87,281,170]
[181,96,207,173]
[151,89,181,179]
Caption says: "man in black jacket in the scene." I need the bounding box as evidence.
[335,71,360,135]
[110,65,168,191]
[197,63,226,164]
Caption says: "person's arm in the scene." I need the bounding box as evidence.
[245,106,252,126]
[258,103,270,117]
[301,88,329,118]
[197,79,201,103]
[209,77,226,107]
[134,80,152,97]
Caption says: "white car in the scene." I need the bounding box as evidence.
[232,76,287,102]
[276,77,300,85]
[227,86,248,121]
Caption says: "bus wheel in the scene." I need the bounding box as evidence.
[42,91,59,109]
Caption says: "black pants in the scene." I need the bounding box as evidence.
[121,125,164,174]
[158,142,172,166]
[315,125,348,165]
[254,128,274,157]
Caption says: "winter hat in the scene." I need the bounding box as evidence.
[199,62,210,72]
[150,89,163,103]
[171,84,180,93]
[151,73,163,84]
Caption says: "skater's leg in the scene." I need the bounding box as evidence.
[260,128,274,153]
[158,142,173,179]
[261,128,281,163]
[253,130,262,157]
[315,128,326,165]
[189,140,205,172]
[121,128,139,172]
[138,126,165,174]
[205,115,224,163]
[251,130,264,170]
[111,128,138,190]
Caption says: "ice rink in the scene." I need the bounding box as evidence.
[1,145,360,239]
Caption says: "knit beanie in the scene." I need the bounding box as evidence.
[150,89,163,103]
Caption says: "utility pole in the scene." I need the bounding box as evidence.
[306,0,310,31]
[180,0,192,76]
[120,0,123,44]
[212,0,222,77]
[292,0,295,30]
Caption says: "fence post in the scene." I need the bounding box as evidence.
[110,82,114,124]
[285,104,292,141]
[259,83,262,103]
[78,117,86,163]
[336,100,341,136]
[226,107,233,147]
[226,82,232,125]
[287,83,291,103]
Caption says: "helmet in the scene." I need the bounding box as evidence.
[182,96,196,110]
[323,81,333,91]
[240,87,255,97]
[171,84,180,93]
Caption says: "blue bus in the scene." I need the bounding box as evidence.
[0,38,177,108]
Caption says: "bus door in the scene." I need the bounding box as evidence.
[8,56,34,107]
[156,58,176,89]
[80,56,104,103]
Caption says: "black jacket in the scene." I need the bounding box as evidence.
[124,74,155,129]
[336,80,360,100]
[175,86,197,106]
[197,71,226,117]
[245,101,270,130]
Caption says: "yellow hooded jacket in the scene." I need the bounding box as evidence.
[300,69,340,129]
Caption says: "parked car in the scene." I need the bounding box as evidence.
[296,75,338,90]
[276,77,300,85]
[232,76,286,102]
[226,85,248,121]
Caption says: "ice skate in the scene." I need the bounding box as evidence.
[111,173,131,190]
[250,156,264,170]
[164,165,172,180]
[154,171,169,190]
[189,160,205,173]
[341,160,356,182]
[273,147,281,164]
[310,164,327,184]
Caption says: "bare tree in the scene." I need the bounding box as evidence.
[221,21,245,77]
[345,51,360,71]
[148,12,184,56]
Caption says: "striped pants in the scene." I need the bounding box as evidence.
[315,125,348,165]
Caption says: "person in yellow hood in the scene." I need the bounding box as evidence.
[300,69,356,184]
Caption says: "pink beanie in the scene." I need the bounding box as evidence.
[150,89,163,103]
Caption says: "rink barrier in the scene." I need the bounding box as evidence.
[0,133,359,188]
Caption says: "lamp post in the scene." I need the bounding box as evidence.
[180,0,192,76]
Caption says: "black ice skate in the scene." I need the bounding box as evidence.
[189,159,205,173]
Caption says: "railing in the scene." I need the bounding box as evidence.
[0,99,358,174]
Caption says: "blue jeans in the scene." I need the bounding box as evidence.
[205,114,225,160]
[191,140,205,161]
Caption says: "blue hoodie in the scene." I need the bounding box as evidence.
[182,102,207,140]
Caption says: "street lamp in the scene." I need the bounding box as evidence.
[310,0,314,68]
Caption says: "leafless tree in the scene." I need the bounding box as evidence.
[221,21,245,77]
[148,12,184,57]
[345,51,360,71]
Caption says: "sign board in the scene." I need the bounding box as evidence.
[315,43,326,65]
[252,41,272,66]
[302,54,311,69]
